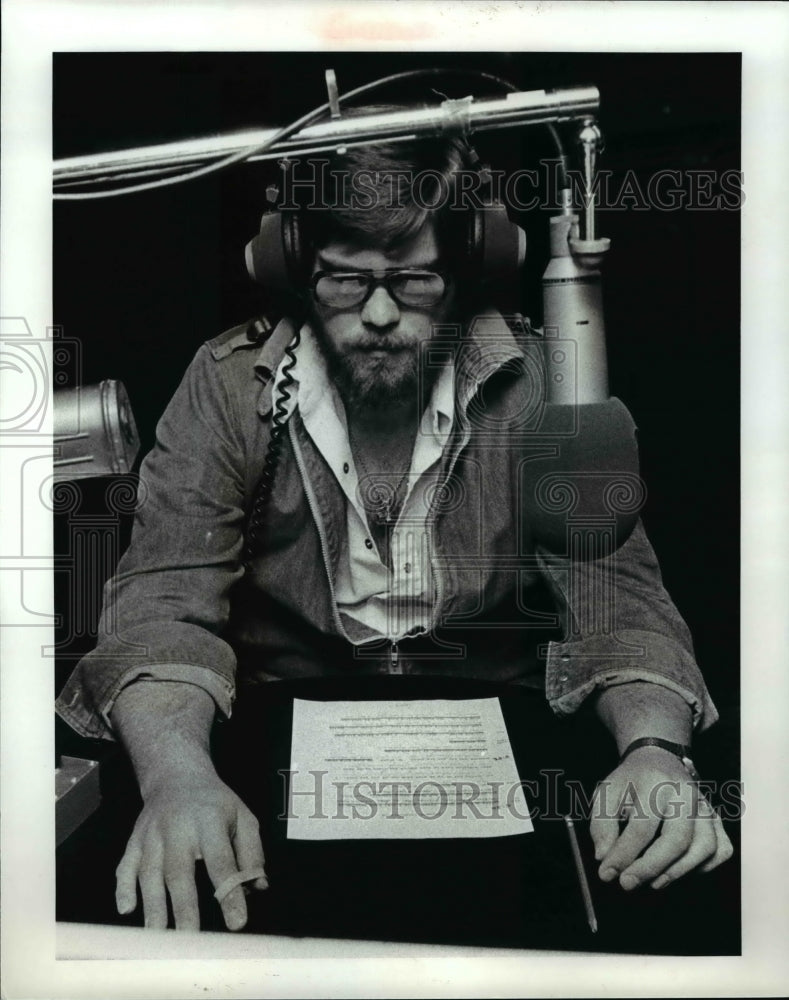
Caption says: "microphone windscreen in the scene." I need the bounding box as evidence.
[522,398,645,556]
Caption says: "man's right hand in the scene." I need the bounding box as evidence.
[109,680,267,931]
[115,767,267,931]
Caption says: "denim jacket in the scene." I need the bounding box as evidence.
[56,311,718,739]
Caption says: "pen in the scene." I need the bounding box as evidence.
[564,815,598,934]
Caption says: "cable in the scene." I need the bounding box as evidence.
[463,69,569,191]
[243,326,301,567]
[54,106,329,202]
[54,68,493,200]
[54,67,558,201]
[54,161,195,188]
[546,122,570,192]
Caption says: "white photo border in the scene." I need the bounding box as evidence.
[2,1,787,997]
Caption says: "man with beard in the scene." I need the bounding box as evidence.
[56,136,732,934]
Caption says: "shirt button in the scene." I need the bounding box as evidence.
[343,462,350,474]
[404,562,412,573]
[365,538,374,550]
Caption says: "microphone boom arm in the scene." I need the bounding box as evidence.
[53,85,600,186]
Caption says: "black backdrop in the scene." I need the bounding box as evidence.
[53,52,740,722]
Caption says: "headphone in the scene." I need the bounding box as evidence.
[244,154,527,296]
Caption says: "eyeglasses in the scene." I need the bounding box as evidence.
[310,268,450,310]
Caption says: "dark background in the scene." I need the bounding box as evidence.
[53,51,740,726]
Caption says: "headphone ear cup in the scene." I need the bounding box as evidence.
[245,212,291,292]
[281,210,307,284]
[476,203,527,279]
[245,210,311,294]
[466,206,485,273]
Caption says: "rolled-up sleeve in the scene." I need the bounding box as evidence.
[55,344,250,740]
[538,521,719,732]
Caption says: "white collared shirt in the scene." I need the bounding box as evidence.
[272,325,455,643]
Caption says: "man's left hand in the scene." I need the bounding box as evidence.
[589,745,733,890]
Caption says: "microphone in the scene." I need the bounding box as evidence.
[53,380,140,480]
[521,397,644,559]
[522,163,644,558]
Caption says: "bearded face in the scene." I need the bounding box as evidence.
[309,221,455,416]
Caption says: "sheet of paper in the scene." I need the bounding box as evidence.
[286,698,533,839]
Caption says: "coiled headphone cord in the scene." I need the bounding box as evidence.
[243,326,301,570]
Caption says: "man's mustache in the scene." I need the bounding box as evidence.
[346,338,415,353]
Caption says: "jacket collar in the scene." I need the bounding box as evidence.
[454,312,526,415]
[252,316,298,418]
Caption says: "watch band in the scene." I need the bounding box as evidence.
[620,737,700,780]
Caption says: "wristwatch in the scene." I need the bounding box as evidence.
[619,737,700,781]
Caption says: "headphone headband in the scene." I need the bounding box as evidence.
[245,164,526,294]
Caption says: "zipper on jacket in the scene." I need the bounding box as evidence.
[290,406,470,671]
[289,416,394,670]
[425,416,472,635]
[288,418,352,643]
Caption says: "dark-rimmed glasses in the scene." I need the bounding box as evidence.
[310,268,450,310]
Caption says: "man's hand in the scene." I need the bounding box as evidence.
[115,767,267,931]
[110,680,267,931]
[590,745,733,891]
